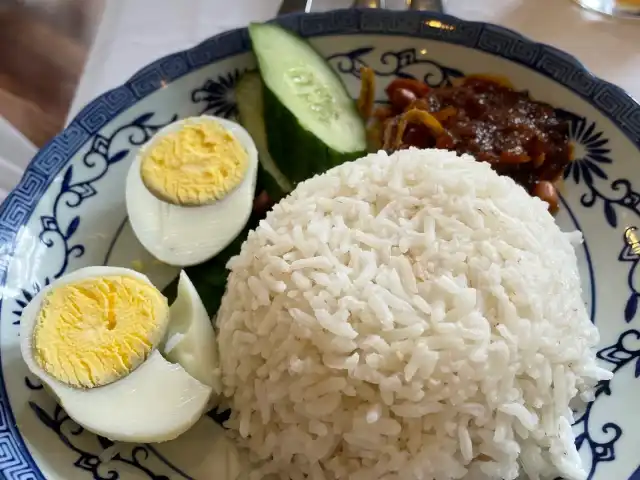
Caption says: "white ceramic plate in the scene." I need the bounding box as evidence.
[1,9,639,480]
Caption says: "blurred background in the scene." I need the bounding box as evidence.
[0,0,104,147]
[0,0,637,201]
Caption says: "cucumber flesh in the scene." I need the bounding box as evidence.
[248,23,366,155]
[235,72,293,197]
[261,86,364,185]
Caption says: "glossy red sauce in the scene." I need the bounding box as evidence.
[379,77,572,212]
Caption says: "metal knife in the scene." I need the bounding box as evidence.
[277,0,444,15]
[352,0,385,7]
[408,0,444,11]
[351,0,443,11]
[278,0,314,14]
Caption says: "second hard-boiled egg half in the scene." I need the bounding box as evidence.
[20,266,220,443]
[126,116,259,267]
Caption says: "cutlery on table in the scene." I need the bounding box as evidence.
[277,0,443,16]
[278,0,314,14]
[352,0,443,10]
[408,0,444,10]
[352,0,385,7]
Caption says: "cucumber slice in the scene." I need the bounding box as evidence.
[236,72,293,199]
[248,23,366,184]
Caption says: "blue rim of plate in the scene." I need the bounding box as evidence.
[0,8,638,479]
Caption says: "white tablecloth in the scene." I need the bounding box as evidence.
[2,0,639,202]
[67,0,640,122]
[0,117,36,202]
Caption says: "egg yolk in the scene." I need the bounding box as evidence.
[32,275,169,389]
[140,119,248,206]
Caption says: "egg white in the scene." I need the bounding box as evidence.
[164,270,222,395]
[125,116,259,267]
[20,266,217,443]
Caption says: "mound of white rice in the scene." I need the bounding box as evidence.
[216,148,611,480]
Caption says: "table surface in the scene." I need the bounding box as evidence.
[0,0,639,149]
[0,0,104,148]
[67,0,640,125]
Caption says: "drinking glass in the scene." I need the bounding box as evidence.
[573,0,640,18]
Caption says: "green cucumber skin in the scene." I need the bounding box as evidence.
[235,72,289,201]
[248,23,367,183]
[262,84,366,186]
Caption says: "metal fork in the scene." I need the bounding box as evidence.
[278,0,314,14]
[351,0,386,7]
[351,0,442,10]
[278,0,441,15]
[408,0,444,10]
[279,0,384,14]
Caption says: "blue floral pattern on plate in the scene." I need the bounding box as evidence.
[327,46,464,86]
[560,111,640,226]
[0,8,639,480]
[191,70,244,118]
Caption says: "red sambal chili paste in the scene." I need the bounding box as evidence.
[359,71,573,214]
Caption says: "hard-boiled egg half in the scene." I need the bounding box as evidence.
[126,116,258,267]
[20,266,221,443]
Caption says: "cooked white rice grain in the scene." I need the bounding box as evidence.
[217,148,612,480]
